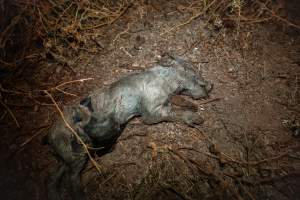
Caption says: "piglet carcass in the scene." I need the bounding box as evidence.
[45,55,213,200]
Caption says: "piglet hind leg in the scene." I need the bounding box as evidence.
[47,164,67,200]
[64,137,88,200]
[67,155,88,200]
[141,105,204,126]
[47,131,88,200]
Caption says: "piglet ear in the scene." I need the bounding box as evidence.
[80,96,94,112]
[171,55,186,66]
[160,53,200,73]
[172,55,196,70]
[163,53,183,64]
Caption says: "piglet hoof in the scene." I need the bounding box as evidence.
[182,111,204,126]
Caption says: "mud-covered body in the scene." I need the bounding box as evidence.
[47,56,212,200]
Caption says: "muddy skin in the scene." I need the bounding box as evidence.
[46,56,212,200]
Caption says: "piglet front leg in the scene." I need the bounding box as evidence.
[141,105,203,126]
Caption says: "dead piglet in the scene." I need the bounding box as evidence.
[46,55,213,200]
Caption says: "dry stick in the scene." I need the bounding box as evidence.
[0,99,20,128]
[99,172,117,186]
[19,125,51,147]
[44,90,102,173]
[112,23,131,45]
[11,125,51,156]
[53,78,93,89]
[199,97,222,105]
[161,0,217,35]
[55,88,77,97]
[37,6,49,34]
[50,78,94,97]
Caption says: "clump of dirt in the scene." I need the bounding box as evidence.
[0,1,300,200]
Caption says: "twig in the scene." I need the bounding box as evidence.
[37,6,49,34]
[112,23,131,46]
[41,77,93,97]
[199,97,222,105]
[52,78,93,89]
[91,37,104,49]
[55,88,77,97]
[9,124,51,156]
[120,47,133,57]
[99,172,117,186]
[19,125,51,147]
[0,99,20,128]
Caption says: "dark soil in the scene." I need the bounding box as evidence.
[1,1,300,200]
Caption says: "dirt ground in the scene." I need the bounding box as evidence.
[1,1,300,200]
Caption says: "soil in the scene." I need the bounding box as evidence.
[1,1,300,200]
